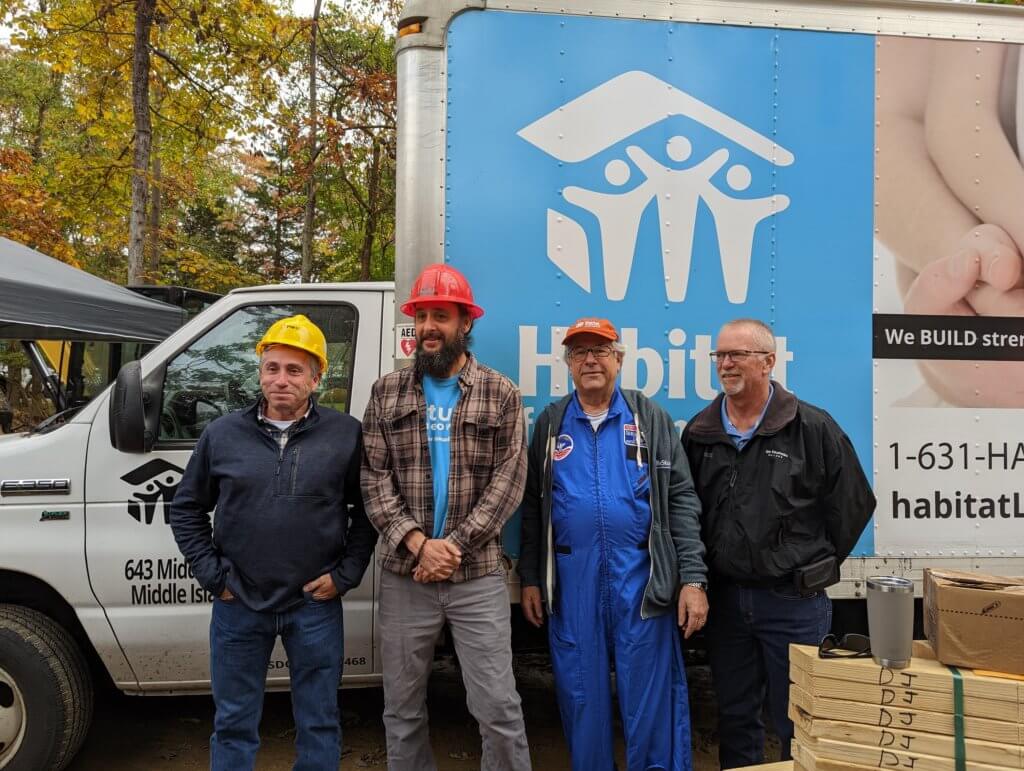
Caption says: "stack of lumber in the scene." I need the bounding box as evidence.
[788,641,1024,771]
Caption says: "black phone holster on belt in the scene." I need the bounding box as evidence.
[793,556,839,596]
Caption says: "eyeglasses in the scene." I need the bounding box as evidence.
[709,350,772,363]
[568,345,615,362]
[818,633,872,659]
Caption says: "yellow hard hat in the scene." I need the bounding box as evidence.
[255,315,328,372]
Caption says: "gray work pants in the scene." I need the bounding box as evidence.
[378,569,531,771]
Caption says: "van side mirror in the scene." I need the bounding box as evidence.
[109,361,157,453]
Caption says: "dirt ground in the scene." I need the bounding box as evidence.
[68,655,780,770]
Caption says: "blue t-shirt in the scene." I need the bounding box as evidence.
[721,384,774,450]
[423,374,461,538]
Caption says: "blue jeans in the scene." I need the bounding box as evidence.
[705,582,831,769]
[209,596,345,771]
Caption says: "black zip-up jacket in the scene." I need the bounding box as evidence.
[519,389,706,618]
[681,382,874,586]
[170,399,378,612]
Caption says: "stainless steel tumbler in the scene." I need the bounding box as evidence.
[866,576,915,668]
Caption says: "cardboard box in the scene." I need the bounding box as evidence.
[924,568,1024,675]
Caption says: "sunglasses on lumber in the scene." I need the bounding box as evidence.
[817,633,872,659]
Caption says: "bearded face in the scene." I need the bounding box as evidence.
[412,303,473,379]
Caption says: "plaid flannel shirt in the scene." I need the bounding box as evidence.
[360,354,527,581]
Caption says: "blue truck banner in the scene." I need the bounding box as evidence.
[443,11,875,556]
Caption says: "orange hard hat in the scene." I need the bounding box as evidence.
[401,263,484,319]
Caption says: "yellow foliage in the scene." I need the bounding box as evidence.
[0,149,77,264]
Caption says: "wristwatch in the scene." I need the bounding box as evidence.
[684,582,708,592]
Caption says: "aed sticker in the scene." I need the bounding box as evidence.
[623,424,646,447]
[553,433,574,461]
[396,323,417,358]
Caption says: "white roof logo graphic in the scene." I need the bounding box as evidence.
[518,70,793,303]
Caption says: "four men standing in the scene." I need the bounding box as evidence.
[171,288,874,770]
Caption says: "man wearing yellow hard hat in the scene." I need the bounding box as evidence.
[170,314,378,770]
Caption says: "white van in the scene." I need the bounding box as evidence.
[0,283,394,768]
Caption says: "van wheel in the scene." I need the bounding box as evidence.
[0,606,93,770]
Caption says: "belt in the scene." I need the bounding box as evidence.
[714,574,792,590]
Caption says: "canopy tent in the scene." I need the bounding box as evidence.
[0,237,185,342]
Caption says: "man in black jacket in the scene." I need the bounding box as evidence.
[682,318,874,769]
[171,315,377,771]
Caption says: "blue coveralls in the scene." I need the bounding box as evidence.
[549,389,692,771]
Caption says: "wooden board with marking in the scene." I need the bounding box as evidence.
[790,700,1024,766]
[792,740,905,771]
[790,644,1023,704]
[791,657,1022,722]
[790,683,1024,746]
[795,726,1018,771]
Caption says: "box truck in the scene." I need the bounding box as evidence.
[3,0,1024,767]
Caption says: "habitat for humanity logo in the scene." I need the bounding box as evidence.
[120,459,184,524]
[517,71,793,303]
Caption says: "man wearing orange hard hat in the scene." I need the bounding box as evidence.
[519,317,707,771]
[361,264,532,770]
[171,314,377,770]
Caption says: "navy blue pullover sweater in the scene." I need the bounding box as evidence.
[170,399,377,612]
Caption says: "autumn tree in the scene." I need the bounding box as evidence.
[283,2,396,283]
[0,0,399,289]
[0,147,75,262]
[4,0,300,279]
[319,7,396,282]
[236,138,306,283]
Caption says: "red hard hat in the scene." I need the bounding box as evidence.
[401,263,484,319]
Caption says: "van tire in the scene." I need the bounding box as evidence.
[0,605,93,771]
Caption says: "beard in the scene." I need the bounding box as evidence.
[721,376,743,396]
[414,329,472,379]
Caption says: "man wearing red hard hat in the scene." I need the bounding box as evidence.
[361,263,531,770]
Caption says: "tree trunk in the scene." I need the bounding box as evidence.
[128,0,156,285]
[358,141,382,281]
[143,25,166,282]
[30,72,62,162]
[30,0,57,161]
[273,195,284,280]
[300,0,323,283]
[30,97,47,162]
[145,148,161,280]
